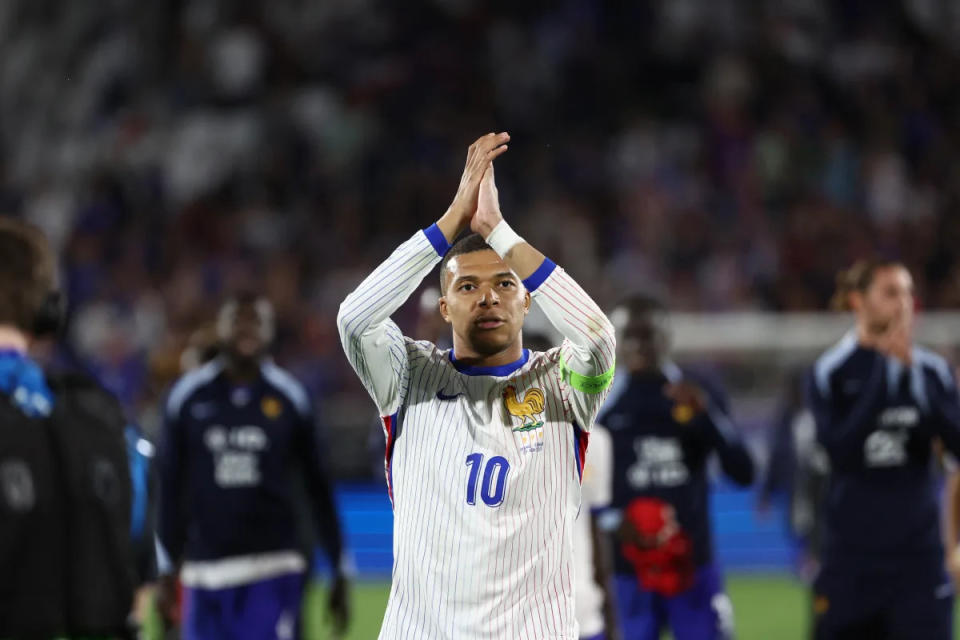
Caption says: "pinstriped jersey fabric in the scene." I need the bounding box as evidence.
[338,228,615,639]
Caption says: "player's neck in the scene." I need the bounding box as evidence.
[450,338,525,369]
[224,355,261,382]
[0,325,29,354]
[855,320,883,349]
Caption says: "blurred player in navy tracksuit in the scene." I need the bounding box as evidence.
[808,260,960,640]
[156,293,349,640]
[599,296,754,640]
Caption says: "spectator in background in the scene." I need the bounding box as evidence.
[156,293,348,639]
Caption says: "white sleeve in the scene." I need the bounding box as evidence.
[524,260,616,430]
[583,425,613,509]
[337,225,449,416]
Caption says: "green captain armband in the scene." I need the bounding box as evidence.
[560,355,615,394]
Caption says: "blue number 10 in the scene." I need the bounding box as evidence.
[465,453,510,507]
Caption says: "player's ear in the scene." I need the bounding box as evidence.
[439,296,451,323]
[523,290,531,315]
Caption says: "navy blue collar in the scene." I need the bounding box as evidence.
[449,349,530,377]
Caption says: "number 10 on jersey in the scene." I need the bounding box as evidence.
[465,453,510,507]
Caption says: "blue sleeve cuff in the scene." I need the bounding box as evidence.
[423,224,452,257]
[522,258,557,292]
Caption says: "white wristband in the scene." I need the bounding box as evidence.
[485,220,524,258]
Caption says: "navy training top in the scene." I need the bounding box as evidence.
[600,364,755,574]
[807,333,960,572]
[157,358,342,568]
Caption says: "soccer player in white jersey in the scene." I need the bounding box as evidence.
[338,132,616,639]
[573,424,616,640]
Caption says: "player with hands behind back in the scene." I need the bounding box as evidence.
[156,293,348,640]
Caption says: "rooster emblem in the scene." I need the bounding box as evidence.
[503,385,545,432]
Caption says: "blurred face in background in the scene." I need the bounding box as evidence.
[852,265,914,335]
[219,298,273,363]
[613,305,669,374]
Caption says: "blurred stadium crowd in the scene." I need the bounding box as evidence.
[1,0,959,471]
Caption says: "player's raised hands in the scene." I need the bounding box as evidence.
[471,162,504,238]
[439,132,509,241]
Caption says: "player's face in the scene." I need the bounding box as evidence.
[439,249,530,358]
[857,265,914,334]
[615,308,668,374]
[224,302,267,361]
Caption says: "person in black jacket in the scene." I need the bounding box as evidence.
[808,259,960,640]
[0,217,136,639]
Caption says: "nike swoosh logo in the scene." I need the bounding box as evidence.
[436,390,464,401]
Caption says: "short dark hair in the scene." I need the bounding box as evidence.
[0,217,55,333]
[438,233,495,294]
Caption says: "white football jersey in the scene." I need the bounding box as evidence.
[338,225,616,639]
[573,425,613,638]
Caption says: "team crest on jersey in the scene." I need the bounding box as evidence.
[504,385,545,430]
[504,385,545,453]
[671,404,695,424]
[261,395,283,419]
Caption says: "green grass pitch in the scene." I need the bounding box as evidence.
[146,574,957,639]
[302,574,813,640]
